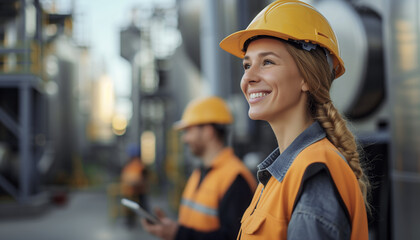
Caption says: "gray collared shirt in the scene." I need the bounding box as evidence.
[257,122,351,240]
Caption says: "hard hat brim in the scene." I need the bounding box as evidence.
[173,120,188,130]
[220,28,345,78]
[220,29,292,58]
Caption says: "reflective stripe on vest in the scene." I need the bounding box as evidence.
[179,148,257,232]
[181,198,218,217]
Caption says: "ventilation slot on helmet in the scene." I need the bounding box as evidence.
[317,32,329,39]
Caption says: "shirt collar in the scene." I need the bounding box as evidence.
[257,121,326,183]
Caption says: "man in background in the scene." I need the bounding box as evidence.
[142,96,257,240]
[121,144,148,228]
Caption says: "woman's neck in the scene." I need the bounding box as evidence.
[270,110,313,153]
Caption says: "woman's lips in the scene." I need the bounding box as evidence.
[248,91,270,104]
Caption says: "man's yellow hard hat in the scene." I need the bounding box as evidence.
[174,96,233,130]
[220,0,345,79]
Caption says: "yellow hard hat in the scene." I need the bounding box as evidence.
[174,96,233,130]
[220,0,345,79]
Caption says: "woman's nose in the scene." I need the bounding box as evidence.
[241,66,260,85]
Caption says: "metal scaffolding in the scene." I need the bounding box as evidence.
[0,0,46,204]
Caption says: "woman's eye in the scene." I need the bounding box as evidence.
[243,63,250,70]
[263,59,274,65]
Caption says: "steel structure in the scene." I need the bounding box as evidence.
[385,0,420,238]
[0,0,46,204]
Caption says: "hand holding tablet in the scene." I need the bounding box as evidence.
[121,198,161,224]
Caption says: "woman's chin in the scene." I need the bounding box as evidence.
[248,111,265,121]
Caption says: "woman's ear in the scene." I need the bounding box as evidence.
[301,81,309,92]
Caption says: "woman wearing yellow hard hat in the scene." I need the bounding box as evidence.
[220,0,369,239]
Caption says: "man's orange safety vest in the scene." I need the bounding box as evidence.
[179,148,257,232]
[238,138,368,240]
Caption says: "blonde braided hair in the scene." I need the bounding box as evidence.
[285,44,371,211]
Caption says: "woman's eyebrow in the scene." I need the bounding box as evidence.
[243,51,280,60]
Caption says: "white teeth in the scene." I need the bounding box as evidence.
[250,92,268,99]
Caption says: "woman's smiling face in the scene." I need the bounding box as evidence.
[241,38,308,122]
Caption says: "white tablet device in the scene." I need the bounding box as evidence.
[120,198,160,224]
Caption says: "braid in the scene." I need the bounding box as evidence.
[316,102,370,211]
[284,43,371,212]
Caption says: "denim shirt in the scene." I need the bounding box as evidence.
[257,122,351,240]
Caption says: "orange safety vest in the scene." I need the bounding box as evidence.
[238,138,368,240]
[121,158,145,196]
[179,148,257,232]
